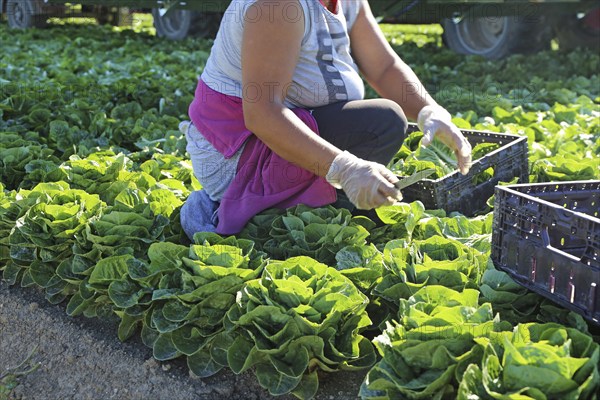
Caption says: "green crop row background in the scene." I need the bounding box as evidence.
[1,17,599,400]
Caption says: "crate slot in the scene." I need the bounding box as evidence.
[530,256,537,280]
[590,283,597,313]
[568,271,576,303]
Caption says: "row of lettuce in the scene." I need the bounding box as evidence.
[1,148,598,398]
[1,22,600,399]
[2,93,598,201]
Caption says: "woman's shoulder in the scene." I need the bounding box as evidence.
[340,0,363,22]
[224,0,311,24]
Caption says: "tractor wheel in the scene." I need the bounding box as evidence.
[7,0,47,29]
[152,8,221,40]
[442,7,552,59]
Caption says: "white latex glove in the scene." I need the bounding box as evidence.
[326,151,403,210]
[417,105,472,175]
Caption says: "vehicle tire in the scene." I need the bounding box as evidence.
[442,7,552,59]
[152,8,221,40]
[553,8,600,51]
[6,0,46,29]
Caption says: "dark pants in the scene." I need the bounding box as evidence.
[310,98,408,213]
[311,98,408,166]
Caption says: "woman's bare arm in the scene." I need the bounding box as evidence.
[349,0,438,120]
[349,1,472,174]
[241,0,340,177]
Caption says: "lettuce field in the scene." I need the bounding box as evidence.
[1,18,600,400]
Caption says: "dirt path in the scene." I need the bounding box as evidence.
[0,282,364,400]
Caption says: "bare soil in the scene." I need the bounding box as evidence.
[0,282,364,400]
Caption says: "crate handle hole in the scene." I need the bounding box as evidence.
[471,167,495,186]
[541,225,583,262]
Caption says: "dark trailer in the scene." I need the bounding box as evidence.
[2,0,598,58]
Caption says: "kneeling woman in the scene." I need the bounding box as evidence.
[181,0,472,238]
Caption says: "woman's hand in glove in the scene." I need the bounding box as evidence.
[326,151,403,210]
[418,105,472,175]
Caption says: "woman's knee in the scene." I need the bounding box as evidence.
[374,98,408,145]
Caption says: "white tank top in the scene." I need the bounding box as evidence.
[200,0,365,109]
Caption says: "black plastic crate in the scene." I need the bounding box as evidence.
[491,181,600,324]
[400,123,528,216]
